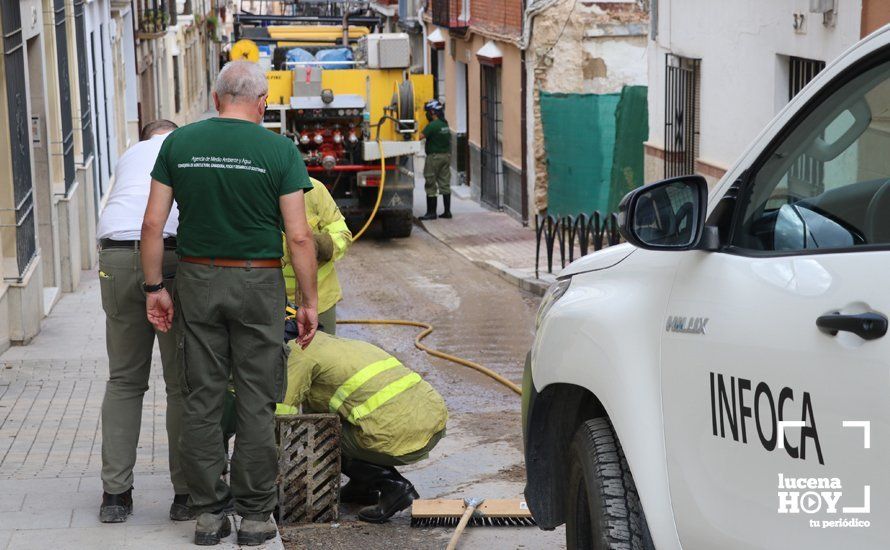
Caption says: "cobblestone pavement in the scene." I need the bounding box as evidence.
[0,272,282,549]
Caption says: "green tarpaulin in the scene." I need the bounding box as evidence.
[541,86,648,216]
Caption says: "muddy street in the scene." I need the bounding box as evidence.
[281,228,565,549]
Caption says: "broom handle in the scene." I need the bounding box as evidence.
[446,500,480,550]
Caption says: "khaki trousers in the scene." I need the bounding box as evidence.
[99,248,187,494]
[174,262,287,519]
[423,153,451,197]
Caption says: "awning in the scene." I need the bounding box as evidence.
[428,27,446,50]
[476,40,502,66]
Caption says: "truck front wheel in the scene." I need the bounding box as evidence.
[565,417,654,550]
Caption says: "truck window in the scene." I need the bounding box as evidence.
[732,60,890,252]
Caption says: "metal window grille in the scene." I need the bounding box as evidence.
[1,0,38,276]
[663,54,700,178]
[173,55,181,113]
[99,25,111,181]
[480,64,503,209]
[788,57,826,197]
[74,0,93,160]
[54,0,75,192]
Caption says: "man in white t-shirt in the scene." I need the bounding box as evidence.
[96,120,190,524]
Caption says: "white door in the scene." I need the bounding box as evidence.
[662,56,890,549]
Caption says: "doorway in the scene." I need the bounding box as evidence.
[27,34,61,309]
[454,60,469,185]
[480,64,503,208]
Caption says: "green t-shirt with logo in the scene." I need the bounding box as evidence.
[151,117,312,259]
[422,119,451,154]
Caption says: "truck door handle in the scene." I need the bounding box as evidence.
[816,312,888,340]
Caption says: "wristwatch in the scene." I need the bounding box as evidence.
[142,281,165,293]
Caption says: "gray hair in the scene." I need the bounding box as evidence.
[140,119,178,141]
[215,61,268,103]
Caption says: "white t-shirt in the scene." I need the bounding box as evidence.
[96,133,179,241]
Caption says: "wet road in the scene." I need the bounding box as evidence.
[281,227,566,549]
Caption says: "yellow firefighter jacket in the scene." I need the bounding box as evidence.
[282,178,352,313]
[278,332,448,457]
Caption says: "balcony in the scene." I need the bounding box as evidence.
[137,6,170,37]
[431,0,468,31]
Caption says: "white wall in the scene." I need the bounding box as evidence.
[648,0,864,169]
[84,0,118,198]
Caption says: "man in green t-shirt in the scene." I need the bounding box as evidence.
[141,60,319,546]
[419,100,452,220]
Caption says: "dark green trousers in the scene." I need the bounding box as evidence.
[174,262,287,519]
[100,248,186,494]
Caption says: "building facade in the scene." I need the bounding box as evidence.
[525,0,648,217]
[425,0,528,222]
[0,0,217,351]
[645,0,890,187]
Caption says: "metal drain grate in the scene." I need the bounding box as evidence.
[276,413,341,524]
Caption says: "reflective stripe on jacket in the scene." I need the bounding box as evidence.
[280,332,448,457]
[282,178,352,312]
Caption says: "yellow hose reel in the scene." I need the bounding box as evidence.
[230,39,260,62]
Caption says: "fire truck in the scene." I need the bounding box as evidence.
[230,2,433,238]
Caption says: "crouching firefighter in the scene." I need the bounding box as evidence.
[277,324,447,523]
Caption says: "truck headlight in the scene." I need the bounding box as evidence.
[536,278,571,330]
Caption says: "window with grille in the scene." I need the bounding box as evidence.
[788,56,826,197]
[1,0,38,275]
[663,54,700,178]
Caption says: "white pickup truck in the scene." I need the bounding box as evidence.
[523,25,890,550]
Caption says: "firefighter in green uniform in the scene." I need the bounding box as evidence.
[276,329,448,523]
[418,99,452,221]
[282,177,352,335]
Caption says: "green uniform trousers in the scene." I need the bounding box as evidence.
[340,425,445,467]
[174,262,288,520]
[99,248,187,495]
[423,153,451,197]
[318,304,337,336]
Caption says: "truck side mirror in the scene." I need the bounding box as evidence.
[617,175,709,251]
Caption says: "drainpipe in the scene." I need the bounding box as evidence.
[419,4,429,74]
[342,2,350,46]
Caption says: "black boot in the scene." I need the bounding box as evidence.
[100,487,133,523]
[418,196,438,221]
[170,493,196,521]
[357,467,419,523]
[440,193,452,219]
[340,458,382,506]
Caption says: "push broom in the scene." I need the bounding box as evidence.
[411,497,536,548]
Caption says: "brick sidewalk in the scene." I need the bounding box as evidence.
[410,177,557,295]
[0,271,283,549]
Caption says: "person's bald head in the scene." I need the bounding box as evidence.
[213,60,269,122]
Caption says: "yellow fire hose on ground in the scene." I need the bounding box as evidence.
[336,319,522,395]
[346,119,522,397]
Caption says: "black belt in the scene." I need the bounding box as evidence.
[100,237,178,250]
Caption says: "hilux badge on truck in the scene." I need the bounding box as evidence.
[666,316,709,335]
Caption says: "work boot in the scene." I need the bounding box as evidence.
[237,516,277,546]
[418,196,438,221]
[170,493,196,521]
[357,467,419,523]
[440,193,452,219]
[194,511,231,546]
[340,480,379,505]
[340,457,382,506]
[99,487,133,523]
